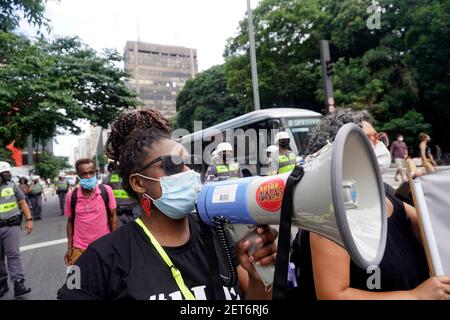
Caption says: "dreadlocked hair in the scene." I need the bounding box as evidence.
[306,108,374,155]
[104,109,172,199]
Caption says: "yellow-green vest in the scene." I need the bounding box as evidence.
[107,173,136,207]
[214,163,241,180]
[31,182,43,195]
[0,182,20,220]
[56,180,69,193]
[278,152,297,174]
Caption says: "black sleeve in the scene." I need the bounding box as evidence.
[383,182,396,198]
[57,247,109,300]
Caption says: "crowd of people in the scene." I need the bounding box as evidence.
[1,107,449,300]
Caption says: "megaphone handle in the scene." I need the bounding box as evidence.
[241,228,275,288]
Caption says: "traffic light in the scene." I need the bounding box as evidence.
[326,60,333,77]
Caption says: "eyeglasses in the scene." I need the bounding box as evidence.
[138,155,186,176]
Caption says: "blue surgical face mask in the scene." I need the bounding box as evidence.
[135,170,201,220]
[79,176,97,190]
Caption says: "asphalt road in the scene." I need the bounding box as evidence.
[0,167,419,300]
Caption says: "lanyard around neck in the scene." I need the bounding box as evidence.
[135,218,196,300]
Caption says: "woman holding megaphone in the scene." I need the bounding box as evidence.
[57,109,278,300]
[291,108,450,300]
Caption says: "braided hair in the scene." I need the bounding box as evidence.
[104,109,172,199]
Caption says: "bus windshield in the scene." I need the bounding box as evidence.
[283,117,321,156]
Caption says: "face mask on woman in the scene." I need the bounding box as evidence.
[136,170,201,220]
[373,142,392,174]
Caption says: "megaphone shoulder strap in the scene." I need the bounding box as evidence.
[273,165,305,300]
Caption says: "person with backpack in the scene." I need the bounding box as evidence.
[64,158,117,266]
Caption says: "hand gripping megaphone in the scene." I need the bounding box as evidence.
[196,123,388,287]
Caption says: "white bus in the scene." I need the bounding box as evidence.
[178,108,322,177]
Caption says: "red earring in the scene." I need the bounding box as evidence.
[141,197,152,218]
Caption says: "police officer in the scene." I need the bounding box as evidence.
[265,145,279,176]
[28,175,46,220]
[274,131,297,174]
[103,162,138,226]
[53,173,69,216]
[0,162,33,298]
[203,142,243,183]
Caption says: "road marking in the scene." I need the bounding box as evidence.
[20,238,68,252]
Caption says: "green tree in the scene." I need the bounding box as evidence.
[0,0,49,32]
[56,156,71,171]
[0,148,13,165]
[224,0,326,112]
[223,0,448,150]
[176,65,244,132]
[381,111,431,154]
[0,33,140,148]
[34,152,62,180]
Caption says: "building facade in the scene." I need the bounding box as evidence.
[124,41,198,118]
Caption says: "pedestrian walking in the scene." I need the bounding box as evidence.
[28,176,46,220]
[53,173,69,216]
[63,158,117,266]
[419,133,437,173]
[390,134,408,182]
[18,177,32,212]
[0,162,33,298]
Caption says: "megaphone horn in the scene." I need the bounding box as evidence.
[197,123,387,285]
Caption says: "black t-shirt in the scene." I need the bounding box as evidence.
[289,183,429,300]
[57,214,243,300]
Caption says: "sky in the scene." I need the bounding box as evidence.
[19,0,260,165]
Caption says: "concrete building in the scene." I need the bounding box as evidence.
[124,41,198,118]
[74,125,109,165]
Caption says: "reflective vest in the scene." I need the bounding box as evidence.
[0,182,20,221]
[107,173,136,207]
[56,180,69,193]
[31,182,43,195]
[213,163,241,180]
[278,152,297,174]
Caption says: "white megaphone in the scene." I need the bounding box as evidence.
[196,123,388,287]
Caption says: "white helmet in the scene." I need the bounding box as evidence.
[211,150,220,162]
[216,142,233,153]
[274,131,290,144]
[266,145,279,153]
[58,172,66,178]
[0,161,11,174]
[32,175,40,181]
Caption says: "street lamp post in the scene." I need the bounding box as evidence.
[247,0,260,111]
